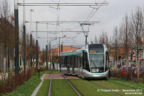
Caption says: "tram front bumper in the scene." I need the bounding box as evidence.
[83,70,109,79]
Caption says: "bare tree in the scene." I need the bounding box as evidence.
[119,15,132,79]
[130,8,144,80]
[0,0,16,83]
[0,0,13,72]
[90,35,98,44]
[99,31,109,45]
[113,27,119,70]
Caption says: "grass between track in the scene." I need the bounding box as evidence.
[2,70,59,96]
[36,79,49,96]
[109,78,144,89]
[70,79,115,96]
[52,79,77,96]
[109,78,144,95]
[90,78,144,96]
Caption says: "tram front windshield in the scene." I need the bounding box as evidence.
[89,44,104,68]
[89,53,104,68]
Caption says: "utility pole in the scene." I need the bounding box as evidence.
[36,22,39,69]
[23,0,26,73]
[59,37,61,56]
[14,0,20,75]
[23,25,26,73]
[59,37,61,71]
[30,9,34,67]
[46,23,49,70]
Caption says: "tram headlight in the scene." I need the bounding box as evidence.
[91,69,99,72]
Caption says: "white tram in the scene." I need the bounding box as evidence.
[60,44,109,79]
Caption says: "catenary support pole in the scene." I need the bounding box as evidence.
[14,0,20,75]
[46,45,48,70]
[23,25,26,73]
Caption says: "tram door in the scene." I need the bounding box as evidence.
[83,51,90,71]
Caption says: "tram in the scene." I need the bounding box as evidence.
[60,44,109,79]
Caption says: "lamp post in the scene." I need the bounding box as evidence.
[14,0,20,75]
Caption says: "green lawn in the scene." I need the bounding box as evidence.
[52,79,77,96]
[70,79,115,96]
[109,78,144,89]
[109,78,144,95]
[3,70,143,96]
[36,80,49,96]
[91,78,144,96]
[2,73,41,96]
[2,70,59,96]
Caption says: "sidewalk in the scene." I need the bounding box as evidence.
[31,74,45,96]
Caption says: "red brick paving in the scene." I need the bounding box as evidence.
[43,73,79,79]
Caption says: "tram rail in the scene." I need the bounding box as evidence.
[63,75,82,96]
[48,74,53,96]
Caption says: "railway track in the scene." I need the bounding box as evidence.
[89,81,122,96]
[63,75,82,96]
[48,74,53,96]
[48,74,82,96]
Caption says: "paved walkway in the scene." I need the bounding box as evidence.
[43,73,79,79]
[31,74,45,96]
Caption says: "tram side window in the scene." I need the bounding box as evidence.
[75,56,78,68]
[72,56,75,68]
[60,57,65,67]
[67,56,70,68]
[68,56,71,68]
[70,56,73,68]
[64,56,67,67]
[80,56,82,67]
[83,51,90,71]
[77,56,81,68]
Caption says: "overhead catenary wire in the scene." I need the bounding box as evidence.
[21,1,108,49]
[81,0,108,26]
[79,0,108,46]
[85,7,101,21]
[84,0,108,22]
[18,3,108,6]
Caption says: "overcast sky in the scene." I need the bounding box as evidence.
[10,0,144,49]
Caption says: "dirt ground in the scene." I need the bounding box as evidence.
[43,73,79,79]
